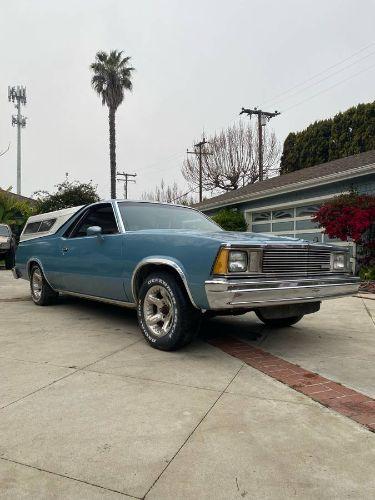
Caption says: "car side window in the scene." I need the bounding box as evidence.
[69,204,118,238]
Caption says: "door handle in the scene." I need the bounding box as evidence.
[62,247,69,253]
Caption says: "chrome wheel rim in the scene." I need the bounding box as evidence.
[31,268,43,301]
[143,285,175,337]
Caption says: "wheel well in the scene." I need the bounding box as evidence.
[133,263,191,304]
[27,260,40,278]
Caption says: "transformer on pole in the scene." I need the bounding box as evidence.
[8,86,27,195]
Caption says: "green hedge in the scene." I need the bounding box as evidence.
[211,209,247,231]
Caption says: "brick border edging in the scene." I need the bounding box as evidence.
[209,337,375,432]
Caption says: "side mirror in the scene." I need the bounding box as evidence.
[86,226,103,238]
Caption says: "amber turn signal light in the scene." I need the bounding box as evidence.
[212,248,229,274]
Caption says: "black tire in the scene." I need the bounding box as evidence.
[255,310,304,327]
[4,250,14,270]
[30,264,59,306]
[137,271,201,351]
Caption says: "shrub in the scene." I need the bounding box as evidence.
[212,209,247,231]
[0,189,34,237]
[34,179,100,214]
[313,191,375,273]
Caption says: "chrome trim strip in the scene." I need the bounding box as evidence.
[205,275,360,310]
[26,258,56,290]
[112,201,126,233]
[55,289,136,308]
[131,257,200,309]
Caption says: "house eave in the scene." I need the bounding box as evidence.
[198,163,375,212]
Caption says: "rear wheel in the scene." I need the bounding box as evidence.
[255,310,303,327]
[30,264,59,306]
[137,271,201,351]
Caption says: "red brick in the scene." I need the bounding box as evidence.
[208,336,375,433]
[299,385,331,396]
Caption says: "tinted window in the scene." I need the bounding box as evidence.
[118,202,220,231]
[70,204,118,237]
[251,223,271,233]
[252,211,270,222]
[24,222,41,234]
[0,225,10,236]
[296,204,321,217]
[39,219,56,232]
[272,208,294,219]
[272,221,294,232]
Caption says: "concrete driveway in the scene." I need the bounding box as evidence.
[0,270,374,499]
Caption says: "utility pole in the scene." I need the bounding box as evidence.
[116,172,137,199]
[8,86,27,195]
[187,137,212,202]
[240,107,280,182]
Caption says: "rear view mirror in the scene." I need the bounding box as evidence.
[86,226,103,238]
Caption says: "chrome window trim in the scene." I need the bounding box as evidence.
[131,257,200,309]
[66,202,120,239]
[112,201,126,233]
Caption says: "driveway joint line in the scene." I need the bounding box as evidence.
[143,363,244,499]
[0,456,140,498]
[362,298,375,327]
[0,339,142,411]
[83,367,223,393]
[209,336,375,433]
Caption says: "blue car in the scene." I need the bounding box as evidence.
[13,200,359,350]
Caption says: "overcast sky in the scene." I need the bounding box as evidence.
[1,0,374,200]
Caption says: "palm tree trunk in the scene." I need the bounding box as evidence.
[108,107,116,199]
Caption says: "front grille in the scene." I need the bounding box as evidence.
[262,246,332,276]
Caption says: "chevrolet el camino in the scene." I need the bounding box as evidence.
[13,200,359,350]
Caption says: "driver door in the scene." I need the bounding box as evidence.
[58,203,128,301]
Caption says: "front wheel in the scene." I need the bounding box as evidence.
[30,264,59,306]
[255,310,304,327]
[137,272,201,351]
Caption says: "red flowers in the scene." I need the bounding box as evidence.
[313,193,375,244]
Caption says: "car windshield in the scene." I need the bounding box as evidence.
[0,225,10,236]
[118,202,221,232]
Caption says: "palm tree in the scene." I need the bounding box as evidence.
[90,50,134,198]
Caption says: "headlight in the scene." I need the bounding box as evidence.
[331,252,348,271]
[212,247,262,274]
[228,251,248,272]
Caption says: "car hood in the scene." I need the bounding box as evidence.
[129,229,310,246]
[188,230,307,245]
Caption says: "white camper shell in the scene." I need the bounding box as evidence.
[20,206,83,242]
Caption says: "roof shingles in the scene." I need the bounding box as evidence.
[195,149,375,210]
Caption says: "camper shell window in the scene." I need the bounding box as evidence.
[24,218,57,235]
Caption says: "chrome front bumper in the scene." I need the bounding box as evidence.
[205,275,360,310]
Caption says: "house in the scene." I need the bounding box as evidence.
[0,188,36,205]
[195,150,375,261]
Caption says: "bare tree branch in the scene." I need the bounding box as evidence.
[141,179,196,205]
[182,121,280,194]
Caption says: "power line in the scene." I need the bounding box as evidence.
[282,61,375,112]
[116,172,137,199]
[187,137,212,202]
[266,49,375,108]
[239,108,280,181]
[261,41,375,108]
